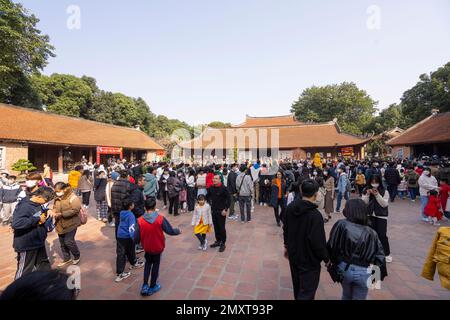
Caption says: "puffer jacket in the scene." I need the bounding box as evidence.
[327,219,387,279]
[421,227,450,290]
[111,178,133,214]
[68,171,81,189]
[418,173,438,197]
[406,170,419,188]
[54,192,81,235]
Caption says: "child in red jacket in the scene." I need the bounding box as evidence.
[424,190,443,226]
[438,179,450,219]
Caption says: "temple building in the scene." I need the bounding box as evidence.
[0,103,164,175]
[178,114,369,163]
[387,110,450,158]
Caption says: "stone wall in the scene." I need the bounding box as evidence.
[0,142,29,174]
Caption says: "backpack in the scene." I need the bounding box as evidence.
[69,195,88,225]
[408,175,417,185]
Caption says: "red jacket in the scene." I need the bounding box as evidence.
[206,173,214,189]
[424,195,443,220]
[138,214,165,254]
[439,184,450,211]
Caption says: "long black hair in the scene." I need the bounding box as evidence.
[343,199,369,226]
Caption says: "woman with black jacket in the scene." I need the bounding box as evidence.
[327,199,387,300]
[167,171,181,216]
[94,170,108,222]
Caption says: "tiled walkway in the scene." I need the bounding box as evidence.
[0,196,449,300]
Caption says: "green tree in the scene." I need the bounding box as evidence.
[400,61,450,127]
[0,0,55,106]
[290,82,377,135]
[208,121,231,128]
[365,103,404,134]
[31,73,93,117]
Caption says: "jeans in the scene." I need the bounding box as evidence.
[239,196,252,222]
[143,253,161,288]
[229,194,237,216]
[398,190,407,199]
[58,228,80,261]
[408,188,417,200]
[387,184,398,202]
[339,262,370,300]
[420,196,429,220]
[336,191,349,212]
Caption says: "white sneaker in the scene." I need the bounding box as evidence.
[163,206,167,209]
[203,239,208,251]
[115,272,131,282]
[385,256,393,263]
[198,244,203,250]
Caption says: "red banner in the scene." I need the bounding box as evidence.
[341,147,354,157]
[97,146,123,154]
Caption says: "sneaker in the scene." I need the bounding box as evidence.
[411,199,416,202]
[335,211,341,214]
[109,222,115,228]
[259,202,263,206]
[130,259,145,269]
[198,244,203,250]
[97,217,102,221]
[163,206,167,209]
[141,284,152,296]
[72,258,80,265]
[241,220,245,224]
[102,218,108,223]
[228,215,236,220]
[433,221,441,226]
[150,283,161,295]
[210,241,221,248]
[202,239,208,251]
[385,256,393,263]
[57,259,73,268]
[233,215,239,220]
[115,272,131,282]
[219,243,226,253]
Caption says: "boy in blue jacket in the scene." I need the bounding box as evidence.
[115,199,144,282]
[12,187,56,280]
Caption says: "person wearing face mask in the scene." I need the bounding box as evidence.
[50,183,82,267]
[362,175,392,263]
[159,169,170,209]
[0,175,20,226]
[283,179,329,300]
[418,168,439,222]
[335,166,350,214]
[323,169,335,222]
[226,164,239,220]
[94,170,108,222]
[12,187,56,279]
[270,170,287,227]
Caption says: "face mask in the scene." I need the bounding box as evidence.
[8,180,15,185]
[56,191,64,197]
[26,180,37,188]
[323,172,328,176]
[371,183,380,189]
[313,171,317,176]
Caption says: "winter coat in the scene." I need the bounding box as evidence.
[384,167,401,185]
[110,178,134,214]
[227,170,238,195]
[78,175,93,192]
[406,170,419,189]
[130,185,145,218]
[143,173,157,198]
[337,173,349,194]
[68,171,81,189]
[0,183,20,203]
[283,199,329,271]
[206,184,231,212]
[235,173,254,197]
[438,167,450,183]
[54,192,81,235]
[191,203,213,226]
[418,174,438,197]
[421,227,450,290]
[167,176,181,199]
[269,179,287,208]
[424,195,443,219]
[93,178,107,202]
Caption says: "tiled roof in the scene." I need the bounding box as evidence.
[180,122,368,149]
[387,112,450,146]
[232,114,301,127]
[0,103,163,150]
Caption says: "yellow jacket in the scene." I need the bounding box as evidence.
[68,170,81,189]
[355,174,366,186]
[421,227,450,290]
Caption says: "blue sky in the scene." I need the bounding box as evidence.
[16,0,450,125]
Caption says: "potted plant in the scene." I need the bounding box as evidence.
[11,159,37,181]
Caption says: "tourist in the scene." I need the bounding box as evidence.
[397,169,408,200]
[384,162,401,202]
[51,182,82,267]
[438,162,450,183]
[335,166,350,214]
[250,161,261,210]
[196,168,207,197]
[42,163,53,187]
[186,168,196,213]
[68,166,83,196]
[12,186,56,280]
[159,168,170,209]
[270,170,287,227]
[236,166,254,223]
[283,179,329,300]
[226,164,239,220]
[323,169,335,223]
[206,167,215,189]
[143,166,158,200]
[406,166,419,202]
[167,171,181,216]
[421,226,450,290]
[355,170,366,197]
[136,198,181,296]
[191,194,213,251]
[438,179,450,219]
[94,170,108,222]
[111,170,134,236]
[115,199,144,282]
[177,170,187,213]
[424,190,444,226]
[131,175,146,219]
[0,175,20,226]
[24,172,44,196]
[78,170,93,208]
[105,171,118,227]
[418,167,439,222]
[287,181,301,206]
[0,271,78,300]
[207,174,231,253]
[362,175,392,263]
[315,177,326,222]
[327,199,387,300]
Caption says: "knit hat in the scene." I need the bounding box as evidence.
[110,171,120,181]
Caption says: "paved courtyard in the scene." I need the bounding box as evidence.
[0,195,449,300]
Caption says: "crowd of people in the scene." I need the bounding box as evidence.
[1,153,449,300]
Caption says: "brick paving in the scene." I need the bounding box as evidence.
[0,195,449,300]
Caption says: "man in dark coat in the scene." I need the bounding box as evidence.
[206,174,231,253]
[111,170,134,237]
[283,179,329,300]
[226,163,239,220]
[384,162,401,202]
